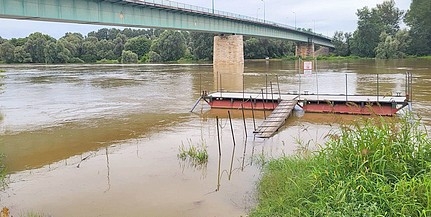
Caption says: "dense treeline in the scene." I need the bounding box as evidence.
[332,0,431,58]
[0,28,294,64]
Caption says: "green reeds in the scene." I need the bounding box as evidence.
[178,140,208,166]
[251,115,431,216]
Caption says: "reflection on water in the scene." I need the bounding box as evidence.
[213,64,244,92]
[0,59,430,216]
[1,113,185,172]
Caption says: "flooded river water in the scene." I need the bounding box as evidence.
[0,59,430,216]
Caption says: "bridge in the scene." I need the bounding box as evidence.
[0,0,333,66]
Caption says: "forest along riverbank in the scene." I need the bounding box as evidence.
[0,59,430,216]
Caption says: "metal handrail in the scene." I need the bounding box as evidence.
[123,0,332,40]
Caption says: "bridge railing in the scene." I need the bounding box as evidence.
[125,0,332,40]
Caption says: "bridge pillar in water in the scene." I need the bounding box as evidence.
[295,42,315,58]
[213,35,244,91]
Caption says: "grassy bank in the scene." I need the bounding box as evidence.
[0,146,5,188]
[251,116,431,216]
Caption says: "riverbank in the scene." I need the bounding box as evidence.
[250,116,431,216]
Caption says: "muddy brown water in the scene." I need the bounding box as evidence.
[0,59,430,216]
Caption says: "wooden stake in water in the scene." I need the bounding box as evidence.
[270,81,274,109]
[241,104,248,137]
[250,96,256,131]
[242,73,245,103]
[241,140,247,171]
[345,74,348,102]
[276,75,281,99]
[377,73,379,102]
[265,74,268,101]
[228,111,236,180]
[216,116,222,191]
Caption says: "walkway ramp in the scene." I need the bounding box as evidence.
[254,100,297,138]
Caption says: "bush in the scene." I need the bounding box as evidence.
[251,116,431,216]
[96,59,119,64]
[121,50,138,64]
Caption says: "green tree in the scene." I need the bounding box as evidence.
[244,37,267,59]
[0,41,16,63]
[124,36,151,58]
[81,36,98,62]
[113,33,127,58]
[332,31,352,56]
[351,1,403,57]
[376,0,403,35]
[24,32,55,63]
[10,38,27,47]
[405,0,431,55]
[14,46,32,63]
[151,30,186,61]
[267,39,294,57]
[96,39,115,60]
[59,32,83,57]
[375,29,411,59]
[44,41,71,63]
[189,32,213,60]
[145,51,162,63]
[121,50,138,63]
[88,28,109,41]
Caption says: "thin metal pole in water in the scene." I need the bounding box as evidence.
[377,73,379,102]
[405,72,408,97]
[216,116,222,191]
[242,74,245,103]
[345,74,348,102]
[265,74,268,102]
[241,140,247,171]
[241,104,248,137]
[270,81,274,109]
[216,71,219,92]
[261,89,266,119]
[220,73,223,98]
[228,111,236,180]
[316,71,319,101]
[199,73,202,95]
[409,72,413,102]
[276,75,281,99]
[298,58,302,99]
[250,96,256,131]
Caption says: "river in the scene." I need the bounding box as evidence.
[0,59,430,216]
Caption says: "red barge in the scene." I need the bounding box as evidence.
[202,92,410,116]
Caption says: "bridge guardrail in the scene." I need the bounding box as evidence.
[126,0,332,40]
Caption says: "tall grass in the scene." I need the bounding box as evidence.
[251,116,431,216]
[178,140,208,166]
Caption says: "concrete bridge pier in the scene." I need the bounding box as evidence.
[295,42,315,58]
[213,34,244,91]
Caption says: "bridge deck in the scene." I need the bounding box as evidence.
[254,100,297,138]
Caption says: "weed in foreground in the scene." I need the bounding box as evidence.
[251,115,431,216]
[178,140,208,166]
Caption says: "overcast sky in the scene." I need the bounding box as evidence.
[0,0,411,39]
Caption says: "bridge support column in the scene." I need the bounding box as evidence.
[295,42,315,58]
[213,35,244,91]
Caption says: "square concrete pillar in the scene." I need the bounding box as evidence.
[213,35,244,91]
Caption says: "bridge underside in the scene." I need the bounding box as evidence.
[0,0,333,48]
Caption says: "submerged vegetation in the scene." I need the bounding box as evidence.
[178,140,209,166]
[251,116,431,216]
